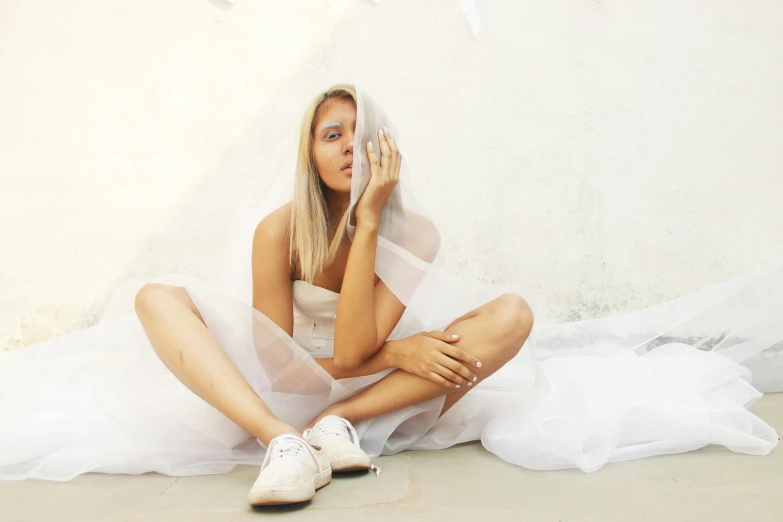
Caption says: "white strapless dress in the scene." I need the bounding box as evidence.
[0,274,777,480]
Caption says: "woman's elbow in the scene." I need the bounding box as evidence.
[331,353,363,371]
[331,341,371,371]
[331,332,376,371]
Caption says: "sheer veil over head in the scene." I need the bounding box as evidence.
[212,83,783,393]
[211,85,540,338]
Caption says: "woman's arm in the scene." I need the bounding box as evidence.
[319,332,478,387]
[332,129,405,369]
[251,204,294,336]
[332,221,393,369]
[316,343,393,379]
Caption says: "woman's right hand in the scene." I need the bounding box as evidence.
[384,332,482,389]
[355,127,401,227]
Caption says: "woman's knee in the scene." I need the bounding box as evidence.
[135,283,197,317]
[135,283,166,314]
[492,293,534,348]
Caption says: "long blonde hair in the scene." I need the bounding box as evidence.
[289,84,356,283]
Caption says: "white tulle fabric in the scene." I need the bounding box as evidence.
[1,87,780,481]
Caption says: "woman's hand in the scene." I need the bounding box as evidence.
[355,127,401,227]
[384,332,482,389]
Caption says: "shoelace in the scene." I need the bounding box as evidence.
[308,418,359,445]
[304,417,381,476]
[260,434,325,472]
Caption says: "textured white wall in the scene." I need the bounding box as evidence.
[1,0,782,350]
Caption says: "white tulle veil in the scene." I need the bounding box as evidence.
[210,86,538,344]
[209,84,783,392]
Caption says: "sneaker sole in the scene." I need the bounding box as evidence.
[248,468,332,506]
[331,455,372,472]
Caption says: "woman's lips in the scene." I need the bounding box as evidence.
[343,166,353,174]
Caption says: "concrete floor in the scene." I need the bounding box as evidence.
[2,394,781,522]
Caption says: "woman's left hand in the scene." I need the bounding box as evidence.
[354,127,401,227]
[383,332,481,388]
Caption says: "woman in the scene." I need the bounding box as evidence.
[134,84,534,505]
[1,84,778,508]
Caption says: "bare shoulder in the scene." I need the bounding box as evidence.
[254,202,292,250]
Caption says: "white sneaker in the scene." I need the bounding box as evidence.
[303,415,379,474]
[247,434,332,506]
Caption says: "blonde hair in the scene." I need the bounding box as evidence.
[289,84,357,283]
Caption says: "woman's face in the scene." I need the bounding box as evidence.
[312,96,356,195]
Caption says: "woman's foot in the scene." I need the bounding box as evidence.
[248,434,332,506]
[303,415,379,474]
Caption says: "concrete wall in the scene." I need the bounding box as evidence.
[1,0,782,350]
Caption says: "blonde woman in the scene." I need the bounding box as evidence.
[134,85,534,505]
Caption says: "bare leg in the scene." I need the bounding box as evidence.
[305,294,533,429]
[135,283,298,445]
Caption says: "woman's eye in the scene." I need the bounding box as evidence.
[326,133,340,140]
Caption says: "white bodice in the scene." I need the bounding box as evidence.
[291,280,340,358]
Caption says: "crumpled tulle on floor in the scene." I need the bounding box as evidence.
[1,258,779,480]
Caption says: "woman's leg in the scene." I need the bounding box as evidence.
[307,293,533,428]
[135,283,298,445]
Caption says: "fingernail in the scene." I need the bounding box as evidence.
[378,128,384,136]
[368,142,373,148]
[456,385,461,389]
[383,125,389,133]
[467,382,472,387]
[473,376,477,382]
[452,334,459,339]
[476,362,482,368]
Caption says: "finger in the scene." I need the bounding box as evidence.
[437,354,475,384]
[383,126,399,154]
[378,128,392,177]
[441,343,482,370]
[424,331,483,369]
[382,126,401,180]
[366,141,381,176]
[435,364,468,387]
[366,141,380,165]
[422,331,460,343]
[428,371,458,389]
[378,127,391,152]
